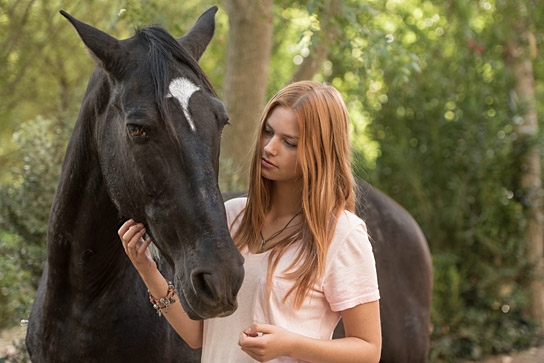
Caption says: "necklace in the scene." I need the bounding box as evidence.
[259,212,300,253]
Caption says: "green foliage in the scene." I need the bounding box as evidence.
[0,232,37,329]
[341,0,543,360]
[0,116,69,328]
[0,0,96,148]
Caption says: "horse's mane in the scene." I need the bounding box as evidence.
[135,25,217,134]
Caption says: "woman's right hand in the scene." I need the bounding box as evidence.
[118,219,157,274]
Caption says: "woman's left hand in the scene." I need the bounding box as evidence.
[239,324,293,362]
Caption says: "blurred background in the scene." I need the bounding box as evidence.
[0,0,543,361]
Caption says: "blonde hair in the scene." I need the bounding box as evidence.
[232,81,355,308]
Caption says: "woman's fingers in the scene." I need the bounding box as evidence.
[118,219,148,256]
[118,219,156,273]
[118,219,136,239]
[126,225,146,246]
[140,236,153,252]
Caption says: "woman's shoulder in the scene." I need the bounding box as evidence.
[224,197,247,218]
[328,210,370,255]
[225,196,247,208]
[337,209,367,232]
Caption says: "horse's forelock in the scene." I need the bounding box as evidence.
[134,25,216,143]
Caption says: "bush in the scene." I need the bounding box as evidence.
[0,116,68,329]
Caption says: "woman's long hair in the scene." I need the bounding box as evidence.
[231,81,355,308]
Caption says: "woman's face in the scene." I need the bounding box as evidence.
[260,106,302,183]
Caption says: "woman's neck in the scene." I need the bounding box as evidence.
[267,180,303,217]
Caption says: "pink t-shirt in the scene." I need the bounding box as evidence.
[201,198,379,363]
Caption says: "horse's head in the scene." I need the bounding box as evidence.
[60,7,244,319]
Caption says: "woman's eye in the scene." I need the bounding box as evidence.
[285,140,297,148]
[127,124,148,139]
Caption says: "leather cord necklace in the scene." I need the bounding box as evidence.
[259,212,301,253]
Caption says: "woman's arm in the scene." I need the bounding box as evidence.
[239,301,381,363]
[119,220,204,349]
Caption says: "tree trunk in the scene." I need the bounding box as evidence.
[220,0,273,190]
[290,0,342,82]
[505,31,544,329]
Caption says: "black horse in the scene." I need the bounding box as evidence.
[26,6,433,363]
[26,7,243,362]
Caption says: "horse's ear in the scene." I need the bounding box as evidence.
[178,6,218,61]
[60,10,127,79]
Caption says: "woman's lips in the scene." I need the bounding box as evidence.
[261,157,276,169]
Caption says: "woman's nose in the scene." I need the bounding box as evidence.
[263,137,278,155]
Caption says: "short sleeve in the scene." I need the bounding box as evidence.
[224,197,247,229]
[323,212,380,312]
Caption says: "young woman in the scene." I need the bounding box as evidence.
[119,81,381,362]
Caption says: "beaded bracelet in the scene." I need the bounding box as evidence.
[148,280,176,317]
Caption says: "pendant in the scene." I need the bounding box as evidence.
[259,236,266,253]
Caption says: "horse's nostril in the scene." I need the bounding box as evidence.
[191,270,220,302]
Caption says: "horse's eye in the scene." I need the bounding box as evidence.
[127,124,148,140]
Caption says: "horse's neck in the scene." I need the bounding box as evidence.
[46,125,124,289]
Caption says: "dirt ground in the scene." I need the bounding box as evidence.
[2,325,544,362]
[0,325,27,360]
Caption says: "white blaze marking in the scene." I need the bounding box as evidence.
[167,77,200,132]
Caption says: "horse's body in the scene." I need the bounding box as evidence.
[333,179,432,362]
[26,7,243,362]
[26,7,432,363]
